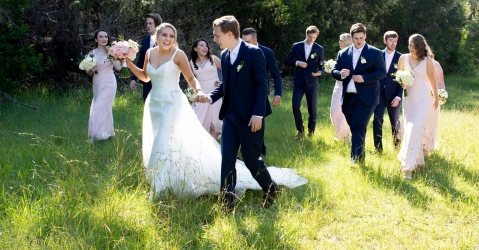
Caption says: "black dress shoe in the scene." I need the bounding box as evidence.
[261,184,279,208]
[307,132,314,137]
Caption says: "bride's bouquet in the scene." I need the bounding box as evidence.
[393,68,414,97]
[324,59,336,73]
[107,36,140,78]
[183,88,196,102]
[437,88,448,105]
[79,53,97,74]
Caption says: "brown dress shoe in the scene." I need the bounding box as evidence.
[294,132,304,140]
[261,185,279,208]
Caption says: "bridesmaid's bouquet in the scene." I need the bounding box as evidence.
[324,59,336,73]
[183,88,196,102]
[79,53,97,74]
[437,88,448,105]
[107,36,140,78]
[393,69,414,97]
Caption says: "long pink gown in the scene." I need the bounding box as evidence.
[190,59,223,139]
[422,60,444,153]
[88,49,117,140]
[398,55,434,171]
[330,80,350,141]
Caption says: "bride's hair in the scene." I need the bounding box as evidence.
[156,23,178,47]
[189,39,214,70]
[409,34,432,60]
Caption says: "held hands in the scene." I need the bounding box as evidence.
[248,116,263,132]
[194,91,210,103]
[352,75,364,83]
[297,61,308,68]
[214,80,220,87]
[272,96,281,107]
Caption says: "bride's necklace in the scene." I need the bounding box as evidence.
[158,48,172,64]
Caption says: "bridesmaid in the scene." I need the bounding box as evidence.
[189,39,223,140]
[423,52,445,155]
[330,33,352,142]
[397,34,438,180]
[85,30,122,142]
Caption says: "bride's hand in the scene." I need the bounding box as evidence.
[432,97,439,110]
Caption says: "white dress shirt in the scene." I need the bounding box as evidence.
[230,39,243,65]
[385,50,395,72]
[346,44,365,93]
[296,41,313,66]
[150,35,156,48]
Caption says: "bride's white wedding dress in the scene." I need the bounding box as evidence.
[142,49,308,199]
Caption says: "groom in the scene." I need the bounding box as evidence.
[332,23,386,165]
[197,15,278,210]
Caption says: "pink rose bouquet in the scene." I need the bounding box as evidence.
[108,39,140,78]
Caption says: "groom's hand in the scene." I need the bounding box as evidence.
[248,116,263,132]
[352,75,364,83]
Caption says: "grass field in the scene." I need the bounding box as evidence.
[0,76,478,249]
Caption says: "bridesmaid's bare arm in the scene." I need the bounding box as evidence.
[111,59,122,71]
[126,48,151,82]
[425,57,439,110]
[213,55,222,70]
[175,50,204,95]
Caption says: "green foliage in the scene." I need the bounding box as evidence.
[0,0,52,93]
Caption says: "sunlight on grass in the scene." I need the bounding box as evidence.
[1,77,478,248]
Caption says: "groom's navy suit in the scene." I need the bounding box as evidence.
[285,41,324,134]
[373,50,402,151]
[131,36,153,101]
[210,40,275,204]
[332,43,386,162]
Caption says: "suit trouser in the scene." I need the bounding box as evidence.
[342,93,375,161]
[143,82,152,102]
[221,110,276,204]
[292,82,318,133]
[373,91,401,150]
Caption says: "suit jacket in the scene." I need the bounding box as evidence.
[380,50,403,102]
[285,41,325,87]
[210,41,271,123]
[258,43,282,97]
[332,43,386,107]
[131,36,151,81]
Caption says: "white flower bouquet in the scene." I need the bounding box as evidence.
[393,69,414,97]
[324,59,336,73]
[437,88,448,105]
[107,35,140,78]
[79,53,97,74]
[183,88,196,102]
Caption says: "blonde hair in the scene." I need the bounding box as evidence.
[156,23,178,47]
[340,33,351,47]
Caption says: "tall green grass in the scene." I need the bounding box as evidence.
[0,76,478,249]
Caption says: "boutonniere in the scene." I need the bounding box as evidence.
[360,56,367,64]
[394,63,398,69]
[237,61,244,72]
[311,53,317,59]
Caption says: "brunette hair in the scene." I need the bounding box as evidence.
[242,27,257,38]
[306,25,319,35]
[189,39,214,70]
[213,15,240,39]
[383,31,398,41]
[156,23,178,47]
[350,23,366,36]
[94,30,111,46]
[146,13,162,27]
[409,34,432,60]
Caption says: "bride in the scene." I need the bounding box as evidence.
[126,23,307,200]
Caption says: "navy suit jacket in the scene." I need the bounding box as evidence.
[210,41,271,123]
[258,43,282,97]
[285,41,325,87]
[380,50,403,102]
[332,43,386,107]
[131,36,151,81]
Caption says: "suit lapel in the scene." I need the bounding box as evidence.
[300,41,307,61]
[355,44,369,72]
[231,41,246,85]
[223,50,231,89]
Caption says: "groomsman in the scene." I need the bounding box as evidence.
[242,27,282,156]
[332,23,386,165]
[130,13,162,101]
[373,31,403,152]
[285,26,324,139]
